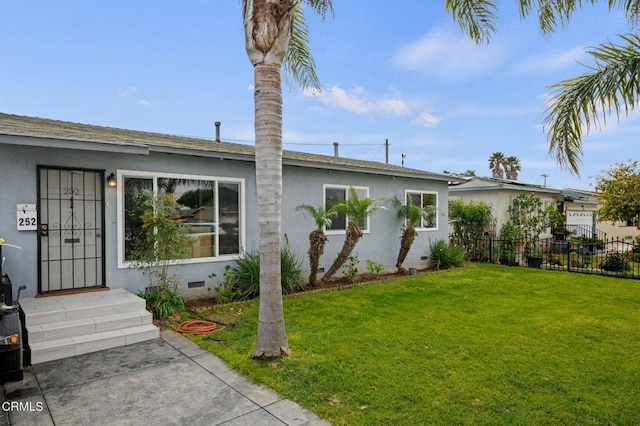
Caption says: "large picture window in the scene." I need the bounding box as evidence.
[324,185,369,233]
[118,171,244,266]
[406,190,438,230]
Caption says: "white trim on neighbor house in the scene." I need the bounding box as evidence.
[405,189,439,231]
[323,184,371,236]
[116,169,246,268]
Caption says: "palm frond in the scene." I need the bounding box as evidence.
[544,33,640,175]
[283,2,322,91]
[445,0,498,43]
[297,203,338,230]
[302,0,334,20]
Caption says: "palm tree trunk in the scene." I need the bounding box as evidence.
[308,230,328,287]
[320,225,363,285]
[244,0,293,359]
[396,226,417,273]
[251,63,290,359]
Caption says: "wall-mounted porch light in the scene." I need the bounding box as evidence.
[107,173,117,188]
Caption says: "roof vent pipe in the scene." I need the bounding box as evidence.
[333,142,339,157]
[215,121,221,142]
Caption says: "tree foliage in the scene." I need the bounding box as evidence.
[595,161,640,228]
[449,199,493,252]
[488,152,505,179]
[389,195,436,272]
[297,204,338,286]
[320,187,385,284]
[545,34,640,174]
[446,1,640,175]
[507,193,551,240]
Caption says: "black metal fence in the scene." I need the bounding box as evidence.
[450,234,640,280]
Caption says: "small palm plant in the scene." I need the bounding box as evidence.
[390,195,434,273]
[296,204,338,287]
[320,187,385,285]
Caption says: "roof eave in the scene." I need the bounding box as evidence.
[0,134,149,155]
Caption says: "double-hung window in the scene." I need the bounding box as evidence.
[406,190,438,230]
[324,185,369,233]
[118,170,244,267]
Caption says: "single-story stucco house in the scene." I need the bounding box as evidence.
[0,112,460,364]
[448,176,599,237]
[0,112,456,300]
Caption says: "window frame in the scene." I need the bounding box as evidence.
[116,170,245,268]
[323,184,370,235]
[405,189,438,231]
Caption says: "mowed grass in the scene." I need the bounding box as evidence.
[188,263,640,425]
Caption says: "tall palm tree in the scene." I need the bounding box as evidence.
[242,0,331,360]
[320,187,385,285]
[505,156,522,180]
[296,204,338,287]
[389,195,435,273]
[446,1,640,175]
[488,152,505,179]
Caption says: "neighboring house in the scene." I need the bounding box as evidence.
[448,176,599,237]
[0,113,456,299]
[566,188,640,240]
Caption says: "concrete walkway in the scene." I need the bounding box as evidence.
[0,330,328,425]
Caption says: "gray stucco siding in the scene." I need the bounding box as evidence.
[0,142,448,298]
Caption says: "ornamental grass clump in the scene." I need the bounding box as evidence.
[428,239,466,270]
[221,245,304,301]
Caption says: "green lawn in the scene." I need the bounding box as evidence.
[186,263,640,425]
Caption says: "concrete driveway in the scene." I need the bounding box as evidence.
[0,330,328,425]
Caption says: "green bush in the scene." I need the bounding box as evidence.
[599,251,630,272]
[428,239,466,270]
[366,259,384,274]
[138,282,185,320]
[341,254,359,282]
[220,246,304,301]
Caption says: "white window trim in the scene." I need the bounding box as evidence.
[323,184,371,235]
[116,169,245,268]
[405,189,438,231]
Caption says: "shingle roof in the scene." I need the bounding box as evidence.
[0,112,456,182]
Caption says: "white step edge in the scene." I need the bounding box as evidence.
[29,324,160,365]
[23,297,146,326]
[27,310,153,343]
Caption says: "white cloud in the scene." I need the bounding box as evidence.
[118,86,139,98]
[138,99,151,106]
[412,111,440,128]
[514,46,587,74]
[393,27,510,79]
[304,85,411,117]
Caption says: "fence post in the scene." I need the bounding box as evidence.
[566,236,571,273]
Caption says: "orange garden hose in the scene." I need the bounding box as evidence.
[172,320,225,335]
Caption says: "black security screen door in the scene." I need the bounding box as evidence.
[37,166,106,293]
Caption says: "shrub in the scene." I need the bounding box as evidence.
[220,246,304,301]
[599,250,631,272]
[366,259,384,274]
[138,282,185,320]
[570,253,591,268]
[341,254,359,282]
[428,239,466,270]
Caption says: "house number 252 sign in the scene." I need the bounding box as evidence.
[17,204,37,231]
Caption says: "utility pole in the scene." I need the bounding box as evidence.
[541,174,549,187]
[385,139,389,164]
[401,153,406,167]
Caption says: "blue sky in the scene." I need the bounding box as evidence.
[1,1,638,190]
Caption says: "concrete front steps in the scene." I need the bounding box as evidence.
[20,288,159,364]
